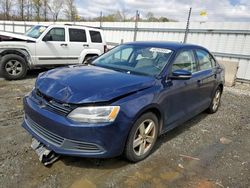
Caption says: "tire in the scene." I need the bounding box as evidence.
[0,54,28,80]
[207,87,222,114]
[83,55,98,64]
[124,112,159,162]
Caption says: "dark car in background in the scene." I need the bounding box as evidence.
[22,42,224,162]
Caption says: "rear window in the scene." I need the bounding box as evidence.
[69,29,86,42]
[89,30,102,43]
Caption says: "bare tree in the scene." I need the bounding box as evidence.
[26,0,33,21]
[43,0,49,21]
[64,0,78,21]
[48,0,64,21]
[32,0,42,21]
[17,0,27,20]
[0,0,13,20]
[121,9,129,21]
[146,12,158,22]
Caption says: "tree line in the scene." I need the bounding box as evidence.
[0,0,78,21]
[91,11,175,22]
[0,0,174,22]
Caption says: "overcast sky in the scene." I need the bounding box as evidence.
[75,0,250,21]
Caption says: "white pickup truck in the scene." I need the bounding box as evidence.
[0,24,107,80]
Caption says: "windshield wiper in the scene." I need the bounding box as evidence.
[128,71,150,76]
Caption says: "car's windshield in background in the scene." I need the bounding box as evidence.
[93,44,173,77]
[25,25,47,39]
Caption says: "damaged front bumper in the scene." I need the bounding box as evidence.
[31,138,60,166]
[22,96,131,158]
[23,115,106,156]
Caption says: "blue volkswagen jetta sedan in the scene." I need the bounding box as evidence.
[22,42,224,162]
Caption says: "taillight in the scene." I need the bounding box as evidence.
[104,45,108,53]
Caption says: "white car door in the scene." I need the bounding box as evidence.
[67,27,89,64]
[35,27,69,65]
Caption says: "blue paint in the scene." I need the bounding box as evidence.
[22,42,225,158]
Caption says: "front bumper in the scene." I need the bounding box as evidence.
[22,96,132,158]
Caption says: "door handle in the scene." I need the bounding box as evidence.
[197,79,203,85]
[83,44,89,47]
[60,43,67,46]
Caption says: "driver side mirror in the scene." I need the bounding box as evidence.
[43,35,52,42]
[169,69,192,80]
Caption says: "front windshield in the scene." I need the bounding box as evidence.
[93,44,173,77]
[25,25,47,39]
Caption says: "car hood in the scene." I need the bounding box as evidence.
[0,31,36,42]
[35,65,156,104]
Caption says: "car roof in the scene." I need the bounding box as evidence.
[124,41,208,51]
[52,24,101,30]
[35,24,102,31]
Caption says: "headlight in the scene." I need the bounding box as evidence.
[67,106,120,123]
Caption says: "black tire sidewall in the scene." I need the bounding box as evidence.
[124,112,159,162]
[0,54,28,80]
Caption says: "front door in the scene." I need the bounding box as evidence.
[35,27,68,65]
[161,49,199,130]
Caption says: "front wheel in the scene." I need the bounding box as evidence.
[207,87,222,113]
[0,54,28,80]
[124,112,159,162]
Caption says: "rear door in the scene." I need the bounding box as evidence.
[88,30,104,53]
[67,27,89,64]
[193,49,217,109]
[35,27,68,65]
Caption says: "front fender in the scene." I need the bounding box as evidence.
[114,85,164,132]
[0,47,33,67]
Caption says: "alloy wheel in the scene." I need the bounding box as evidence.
[133,119,156,156]
[212,90,221,111]
[5,60,23,76]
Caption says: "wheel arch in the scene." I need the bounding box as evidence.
[218,83,224,93]
[0,49,31,68]
[79,49,102,63]
[132,104,164,136]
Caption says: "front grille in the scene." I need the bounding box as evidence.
[26,116,64,146]
[25,116,103,153]
[63,140,102,151]
[31,89,73,116]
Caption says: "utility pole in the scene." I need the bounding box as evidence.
[133,10,139,41]
[183,7,192,43]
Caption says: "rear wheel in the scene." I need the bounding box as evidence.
[124,112,159,162]
[0,54,28,80]
[83,54,98,64]
[207,87,222,113]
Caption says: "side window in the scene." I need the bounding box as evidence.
[44,28,65,41]
[69,29,86,42]
[210,55,217,67]
[196,49,213,70]
[89,31,102,43]
[172,50,197,73]
[114,48,133,61]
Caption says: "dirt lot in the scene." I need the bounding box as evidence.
[0,71,249,188]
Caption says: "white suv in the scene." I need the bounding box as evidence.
[0,24,107,80]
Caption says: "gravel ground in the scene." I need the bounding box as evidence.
[0,72,249,188]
